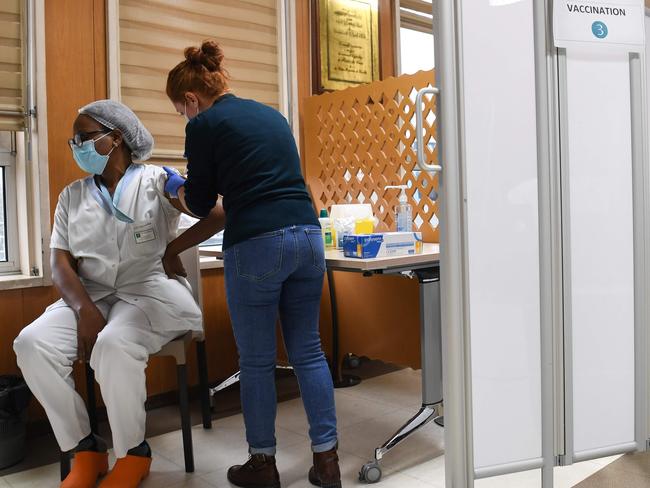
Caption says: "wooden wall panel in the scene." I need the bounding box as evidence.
[379,0,396,78]
[92,0,108,99]
[335,272,421,367]
[0,289,24,377]
[44,0,104,213]
[296,0,312,166]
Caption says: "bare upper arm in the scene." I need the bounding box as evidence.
[51,248,78,273]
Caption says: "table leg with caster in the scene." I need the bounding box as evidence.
[359,403,442,483]
[359,267,443,482]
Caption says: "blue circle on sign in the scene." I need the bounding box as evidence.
[592,21,608,39]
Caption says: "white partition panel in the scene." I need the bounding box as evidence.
[460,0,543,472]
[565,49,636,459]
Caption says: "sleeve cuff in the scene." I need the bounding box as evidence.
[50,241,70,251]
[185,196,211,219]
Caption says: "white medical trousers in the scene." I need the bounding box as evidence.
[13,297,182,458]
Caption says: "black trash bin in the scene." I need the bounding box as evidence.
[0,375,31,469]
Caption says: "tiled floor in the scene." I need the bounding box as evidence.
[573,451,650,487]
[0,369,621,487]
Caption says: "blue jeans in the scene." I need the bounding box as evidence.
[224,225,338,455]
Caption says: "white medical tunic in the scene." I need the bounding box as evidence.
[49,164,202,333]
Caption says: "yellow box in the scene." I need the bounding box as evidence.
[354,218,374,235]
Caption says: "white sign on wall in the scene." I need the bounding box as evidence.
[554,0,645,50]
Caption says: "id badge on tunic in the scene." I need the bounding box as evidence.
[133,222,157,244]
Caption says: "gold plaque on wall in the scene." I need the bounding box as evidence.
[316,0,380,92]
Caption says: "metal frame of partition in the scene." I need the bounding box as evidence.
[629,50,650,455]
[557,47,574,467]
[435,0,474,486]
[532,0,556,486]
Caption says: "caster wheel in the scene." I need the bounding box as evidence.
[359,462,382,483]
[343,353,361,369]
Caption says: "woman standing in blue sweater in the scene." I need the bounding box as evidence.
[163,41,341,488]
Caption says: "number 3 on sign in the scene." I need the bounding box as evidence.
[591,21,608,39]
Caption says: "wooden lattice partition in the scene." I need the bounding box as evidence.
[303,70,439,242]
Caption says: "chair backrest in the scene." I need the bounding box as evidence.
[179,246,203,312]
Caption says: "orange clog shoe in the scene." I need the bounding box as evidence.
[98,455,152,488]
[60,451,109,488]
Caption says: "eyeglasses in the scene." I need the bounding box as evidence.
[68,129,111,148]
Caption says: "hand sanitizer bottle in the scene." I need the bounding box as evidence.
[319,209,336,249]
[385,185,412,232]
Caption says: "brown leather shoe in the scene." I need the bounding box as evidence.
[308,448,342,488]
[227,454,281,488]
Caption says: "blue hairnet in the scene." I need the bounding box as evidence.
[78,100,154,161]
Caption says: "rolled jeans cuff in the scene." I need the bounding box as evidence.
[312,439,338,453]
[249,445,277,456]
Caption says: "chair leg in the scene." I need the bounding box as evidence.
[60,451,71,481]
[177,363,195,473]
[85,363,98,434]
[196,341,212,429]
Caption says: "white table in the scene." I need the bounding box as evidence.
[324,243,439,271]
[199,245,224,259]
[199,255,224,270]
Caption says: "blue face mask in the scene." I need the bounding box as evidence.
[71,132,115,175]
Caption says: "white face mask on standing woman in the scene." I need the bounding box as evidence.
[184,100,198,123]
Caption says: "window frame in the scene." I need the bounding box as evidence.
[0,136,20,274]
[395,0,434,75]
[0,0,52,289]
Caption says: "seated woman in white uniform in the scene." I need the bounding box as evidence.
[13,100,224,488]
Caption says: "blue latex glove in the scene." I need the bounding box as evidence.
[163,166,186,198]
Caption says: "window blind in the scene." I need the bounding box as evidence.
[118,0,281,160]
[0,0,24,132]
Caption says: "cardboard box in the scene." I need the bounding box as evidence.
[342,232,423,259]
